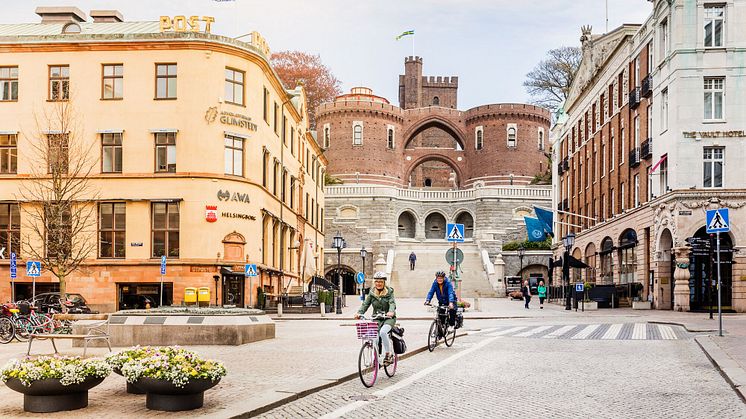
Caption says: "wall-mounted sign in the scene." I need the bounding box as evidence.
[205,108,257,131]
[217,190,250,204]
[206,205,218,223]
[130,242,143,247]
[683,130,746,139]
[159,16,214,33]
[191,266,217,273]
[222,212,256,221]
[678,210,692,216]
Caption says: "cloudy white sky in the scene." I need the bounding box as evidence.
[5,1,652,108]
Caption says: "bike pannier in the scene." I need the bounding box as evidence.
[391,326,407,354]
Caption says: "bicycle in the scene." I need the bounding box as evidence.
[355,314,398,388]
[427,304,456,351]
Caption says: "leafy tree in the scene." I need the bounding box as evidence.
[523,46,582,112]
[270,51,342,129]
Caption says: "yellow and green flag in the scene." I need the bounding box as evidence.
[395,30,414,40]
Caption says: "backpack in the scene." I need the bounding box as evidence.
[391,326,407,354]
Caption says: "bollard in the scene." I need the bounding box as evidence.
[320,302,326,317]
[474,298,480,312]
[277,302,283,318]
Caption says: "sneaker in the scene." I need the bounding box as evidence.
[383,354,394,366]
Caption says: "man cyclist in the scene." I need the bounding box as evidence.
[354,271,397,366]
[424,271,457,327]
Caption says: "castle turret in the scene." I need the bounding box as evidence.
[399,56,423,109]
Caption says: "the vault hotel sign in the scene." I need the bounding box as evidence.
[205,107,258,132]
[683,130,746,139]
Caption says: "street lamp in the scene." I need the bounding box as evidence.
[213,275,220,307]
[360,246,367,298]
[563,232,576,310]
[517,245,525,282]
[332,232,345,314]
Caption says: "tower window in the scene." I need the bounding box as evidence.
[432,96,440,106]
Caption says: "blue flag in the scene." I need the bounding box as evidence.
[524,216,547,242]
[533,206,554,237]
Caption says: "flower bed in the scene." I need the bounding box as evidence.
[108,346,226,388]
[1,356,111,387]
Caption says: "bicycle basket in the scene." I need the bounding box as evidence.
[356,321,379,339]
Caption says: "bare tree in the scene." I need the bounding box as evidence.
[523,46,582,112]
[18,98,99,304]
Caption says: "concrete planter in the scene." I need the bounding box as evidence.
[580,301,598,311]
[632,301,652,310]
[5,377,105,413]
[135,377,221,411]
[113,368,145,394]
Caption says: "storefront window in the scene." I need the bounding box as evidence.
[618,229,637,284]
[152,202,179,258]
[600,237,614,284]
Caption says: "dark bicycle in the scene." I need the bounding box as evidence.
[427,304,456,351]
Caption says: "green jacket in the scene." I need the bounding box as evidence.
[537,285,547,298]
[358,286,397,327]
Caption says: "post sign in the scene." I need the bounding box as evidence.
[26,261,41,277]
[575,283,584,293]
[445,248,465,265]
[160,256,167,275]
[10,252,16,279]
[245,264,258,277]
[356,272,365,284]
[446,223,465,243]
[706,208,730,233]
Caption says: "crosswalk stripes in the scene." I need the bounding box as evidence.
[485,326,526,337]
[513,325,553,337]
[542,325,577,339]
[601,323,624,340]
[658,325,677,340]
[476,323,687,341]
[570,324,600,340]
[631,323,647,340]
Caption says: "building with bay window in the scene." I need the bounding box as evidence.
[0,7,326,312]
[552,0,746,312]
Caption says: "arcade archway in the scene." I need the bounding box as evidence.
[455,211,474,238]
[398,211,417,238]
[325,265,357,295]
[425,212,447,239]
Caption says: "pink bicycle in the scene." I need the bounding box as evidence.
[356,314,398,388]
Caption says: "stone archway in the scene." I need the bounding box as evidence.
[398,211,417,238]
[403,116,467,150]
[658,228,673,310]
[425,212,447,239]
[405,155,464,189]
[455,211,474,238]
[584,242,597,283]
[325,265,357,295]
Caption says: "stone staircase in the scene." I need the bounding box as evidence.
[389,242,497,298]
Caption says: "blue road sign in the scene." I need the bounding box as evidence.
[245,264,258,277]
[356,272,365,284]
[160,255,167,275]
[575,283,584,293]
[706,208,730,234]
[10,252,16,279]
[26,261,41,277]
[446,223,465,243]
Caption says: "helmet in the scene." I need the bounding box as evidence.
[373,271,387,280]
[435,271,446,278]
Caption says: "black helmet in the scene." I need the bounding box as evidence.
[435,271,446,278]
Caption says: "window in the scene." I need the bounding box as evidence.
[432,96,440,106]
[49,65,69,100]
[634,57,640,86]
[155,64,177,99]
[600,238,614,284]
[281,116,287,145]
[224,68,244,105]
[290,177,296,209]
[101,133,122,173]
[273,102,279,134]
[475,126,483,150]
[704,5,724,48]
[660,157,669,193]
[647,104,652,139]
[151,202,179,258]
[262,149,269,187]
[47,133,69,174]
[661,88,669,131]
[619,230,637,284]
[634,116,640,147]
[660,19,669,58]
[224,134,243,176]
[704,77,724,120]
[0,134,17,174]
[703,147,724,188]
[621,182,626,211]
[647,42,653,74]
[601,140,605,175]
[290,128,295,155]
[155,132,176,172]
[387,126,395,149]
[538,129,545,150]
[620,126,625,164]
[99,202,125,258]
[282,169,287,203]
[102,64,123,99]
[610,128,615,168]
[507,126,517,147]
[0,203,20,255]
[263,87,270,123]
[323,124,330,148]
[0,67,18,101]
[273,160,279,196]
[352,122,363,145]
[610,189,615,215]
[634,174,640,207]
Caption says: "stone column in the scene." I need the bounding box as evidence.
[415,220,426,241]
[493,253,506,295]
[672,246,691,312]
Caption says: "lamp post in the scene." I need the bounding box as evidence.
[332,232,345,314]
[212,275,220,307]
[517,245,525,282]
[360,246,367,299]
[563,232,576,310]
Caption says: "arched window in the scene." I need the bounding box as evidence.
[507,126,517,147]
[600,237,614,284]
[387,126,395,149]
[323,124,330,149]
[618,229,637,284]
[352,122,363,145]
[432,96,440,105]
[62,23,81,34]
[475,126,484,150]
[538,129,545,150]
[424,178,432,187]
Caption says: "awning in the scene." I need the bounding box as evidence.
[554,256,590,269]
[148,128,179,133]
[97,129,124,134]
[649,153,668,175]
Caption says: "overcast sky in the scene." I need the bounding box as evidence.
[5,0,652,109]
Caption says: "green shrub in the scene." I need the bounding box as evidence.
[502,237,552,251]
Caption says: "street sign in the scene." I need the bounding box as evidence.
[160,255,167,275]
[26,261,41,277]
[706,208,730,233]
[445,248,464,265]
[575,283,584,292]
[10,252,16,279]
[245,264,258,277]
[446,223,465,243]
[356,272,365,284]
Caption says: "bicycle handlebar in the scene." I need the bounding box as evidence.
[358,313,389,320]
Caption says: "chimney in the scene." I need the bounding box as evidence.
[90,10,124,23]
[35,7,86,24]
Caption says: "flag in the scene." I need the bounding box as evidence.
[649,153,668,175]
[533,206,554,237]
[524,216,547,242]
[395,30,414,40]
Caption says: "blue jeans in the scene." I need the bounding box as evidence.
[379,324,392,355]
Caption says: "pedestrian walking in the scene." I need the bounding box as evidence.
[409,252,417,270]
[522,280,531,309]
[537,280,547,309]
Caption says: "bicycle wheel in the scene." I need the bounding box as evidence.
[0,317,14,344]
[13,317,31,342]
[427,321,439,352]
[444,323,456,347]
[358,341,378,388]
[384,353,398,377]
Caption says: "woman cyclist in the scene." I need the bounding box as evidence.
[354,271,397,366]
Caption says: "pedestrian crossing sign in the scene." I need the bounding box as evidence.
[706,208,730,233]
[446,223,465,243]
[245,264,258,277]
[26,261,41,277]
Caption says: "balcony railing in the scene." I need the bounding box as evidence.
[562,158,569,171]
[562,199,568,211]
[629,147,641,167]
[641,75,653,98]
[558,163,564,175]
[641,138,652,159]
[629,87,641,109]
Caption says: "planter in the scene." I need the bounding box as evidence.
[581,301,598,311]
[5,376,105,413]
[134,377,221,411]
[113,368,145,395]
[632,301,652,310]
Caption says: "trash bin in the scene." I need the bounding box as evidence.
[184,287,197,305]
[197,287,211,307]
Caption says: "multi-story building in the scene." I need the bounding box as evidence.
[319,57,553,297]
[552,0,746,312]
[0,7,326,312]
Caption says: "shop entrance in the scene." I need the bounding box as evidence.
[117,283,173,310]
[222,274,245,307]
[687,227,733,311]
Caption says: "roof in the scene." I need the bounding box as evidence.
[0,21,160,37]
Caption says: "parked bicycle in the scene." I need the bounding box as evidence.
[355,314,398,388]
[427,304,456,351]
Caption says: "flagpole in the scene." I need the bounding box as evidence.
[411,34,415,56]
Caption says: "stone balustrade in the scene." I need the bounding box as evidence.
[325,185,551,201]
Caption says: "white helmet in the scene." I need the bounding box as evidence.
[373,271,387,280]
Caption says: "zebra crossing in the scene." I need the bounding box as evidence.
[477,323,689,341]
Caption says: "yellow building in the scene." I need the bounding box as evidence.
[0,8,326,312]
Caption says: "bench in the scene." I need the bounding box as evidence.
[27,314,112,357]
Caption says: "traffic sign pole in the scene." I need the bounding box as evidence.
[717,232,722,336]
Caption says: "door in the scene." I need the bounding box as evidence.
[223,275,245,307]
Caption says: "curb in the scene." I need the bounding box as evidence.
[694,336,746,403]
[271,316,530,321]
[647,320,717,333]
[228,330,469,418]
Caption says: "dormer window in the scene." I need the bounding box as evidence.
[62,23,81,34]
